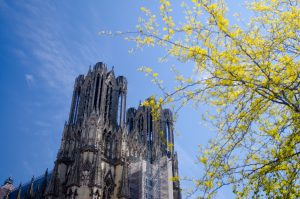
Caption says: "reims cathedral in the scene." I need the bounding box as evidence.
[2,62,181,199]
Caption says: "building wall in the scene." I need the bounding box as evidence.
[7,62,181,199]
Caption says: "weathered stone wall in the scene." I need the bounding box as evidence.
[7,62,181,199]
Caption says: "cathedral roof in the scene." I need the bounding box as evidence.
[8,169,51,199]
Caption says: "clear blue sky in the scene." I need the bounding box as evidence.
[0,0,249,198]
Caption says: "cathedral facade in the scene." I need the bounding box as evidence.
[4,62,181,199]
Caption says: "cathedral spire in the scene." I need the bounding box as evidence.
[45,164,60,197]
[41,168,48,194]
[16,184,22,199]
[28,176,34,197]
[4,62,181,199]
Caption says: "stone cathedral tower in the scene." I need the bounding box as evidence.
[5,62,181,199]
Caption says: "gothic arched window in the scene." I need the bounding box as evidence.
[98,77,104,111]
[104,85,110,124]
[108,87,113,125]
[94,74,100,109]
[85,83,91,112]
[73,87,81,124]
[166,120,170,146]
[117,92,122,126]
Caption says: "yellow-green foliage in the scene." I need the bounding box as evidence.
[125,0,300,198]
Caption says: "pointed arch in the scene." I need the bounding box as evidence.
[117,91,122,126]
[104,83,110,124]
[85,82,92,113]
[108,86,113,125]
[94,74,100,110]
[73,86,81,124]
[98,76,104,112]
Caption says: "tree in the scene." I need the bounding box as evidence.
[113,0,300,198]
